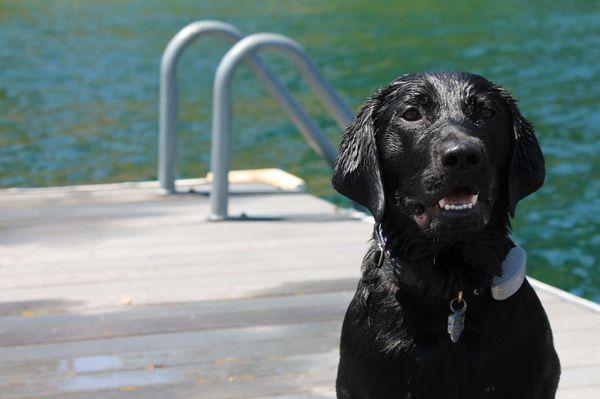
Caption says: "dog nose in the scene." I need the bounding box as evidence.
[441,141,482,171]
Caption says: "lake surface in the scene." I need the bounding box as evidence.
[1,0,598,301]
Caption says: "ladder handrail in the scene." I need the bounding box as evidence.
[159,21,352,195]
[210,33,355,220]
[159,21,243,193]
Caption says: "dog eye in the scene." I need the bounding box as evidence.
[481,107,495,119]
[401,108,422,121]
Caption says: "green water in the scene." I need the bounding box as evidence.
[1,1,598,301]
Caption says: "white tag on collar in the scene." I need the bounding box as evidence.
[491,246,527,300]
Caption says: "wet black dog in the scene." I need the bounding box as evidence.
[332,72,560,398]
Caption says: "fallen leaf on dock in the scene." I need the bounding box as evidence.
[119,386,138,391]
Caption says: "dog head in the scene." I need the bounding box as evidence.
[332,72,544,237]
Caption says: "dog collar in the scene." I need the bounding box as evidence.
[374,224,422,288]
[491,245,527,300]
[374,224,527,301]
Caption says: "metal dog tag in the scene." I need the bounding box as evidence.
[447,299,467,343]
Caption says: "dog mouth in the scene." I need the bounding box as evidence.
[413,186,483,230]
[437,187,478,212]
[413,186,479,215]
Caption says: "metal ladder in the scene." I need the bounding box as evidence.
[158,20,354,220]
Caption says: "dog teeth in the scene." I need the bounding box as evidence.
[441,202,474,211]
[438,194,478,211]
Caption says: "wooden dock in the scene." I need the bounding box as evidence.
[1,171,599,398]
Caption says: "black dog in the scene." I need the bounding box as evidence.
[332,72,560,398]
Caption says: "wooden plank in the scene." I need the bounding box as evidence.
[0,241,365,284]
[0,321,342,398]
[558,365,600,389]
[556,385,600,399]
[7,370,338,399]
[0,325,340,381]
[0,352,338,399]
[205,168,306,191]
[0,274,358,313]
[546,312,600,332]
[558,344,600,369]
[0,291,349,346]
[0,346,339,398]
[0,320,342,363]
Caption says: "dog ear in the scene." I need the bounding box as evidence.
[332,97,385,221]
[503,93,545,218]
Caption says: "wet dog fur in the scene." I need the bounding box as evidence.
[332,72,560,398]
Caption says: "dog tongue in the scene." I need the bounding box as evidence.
[442,187,472,205]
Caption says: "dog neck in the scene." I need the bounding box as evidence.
[375,218,514,299]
